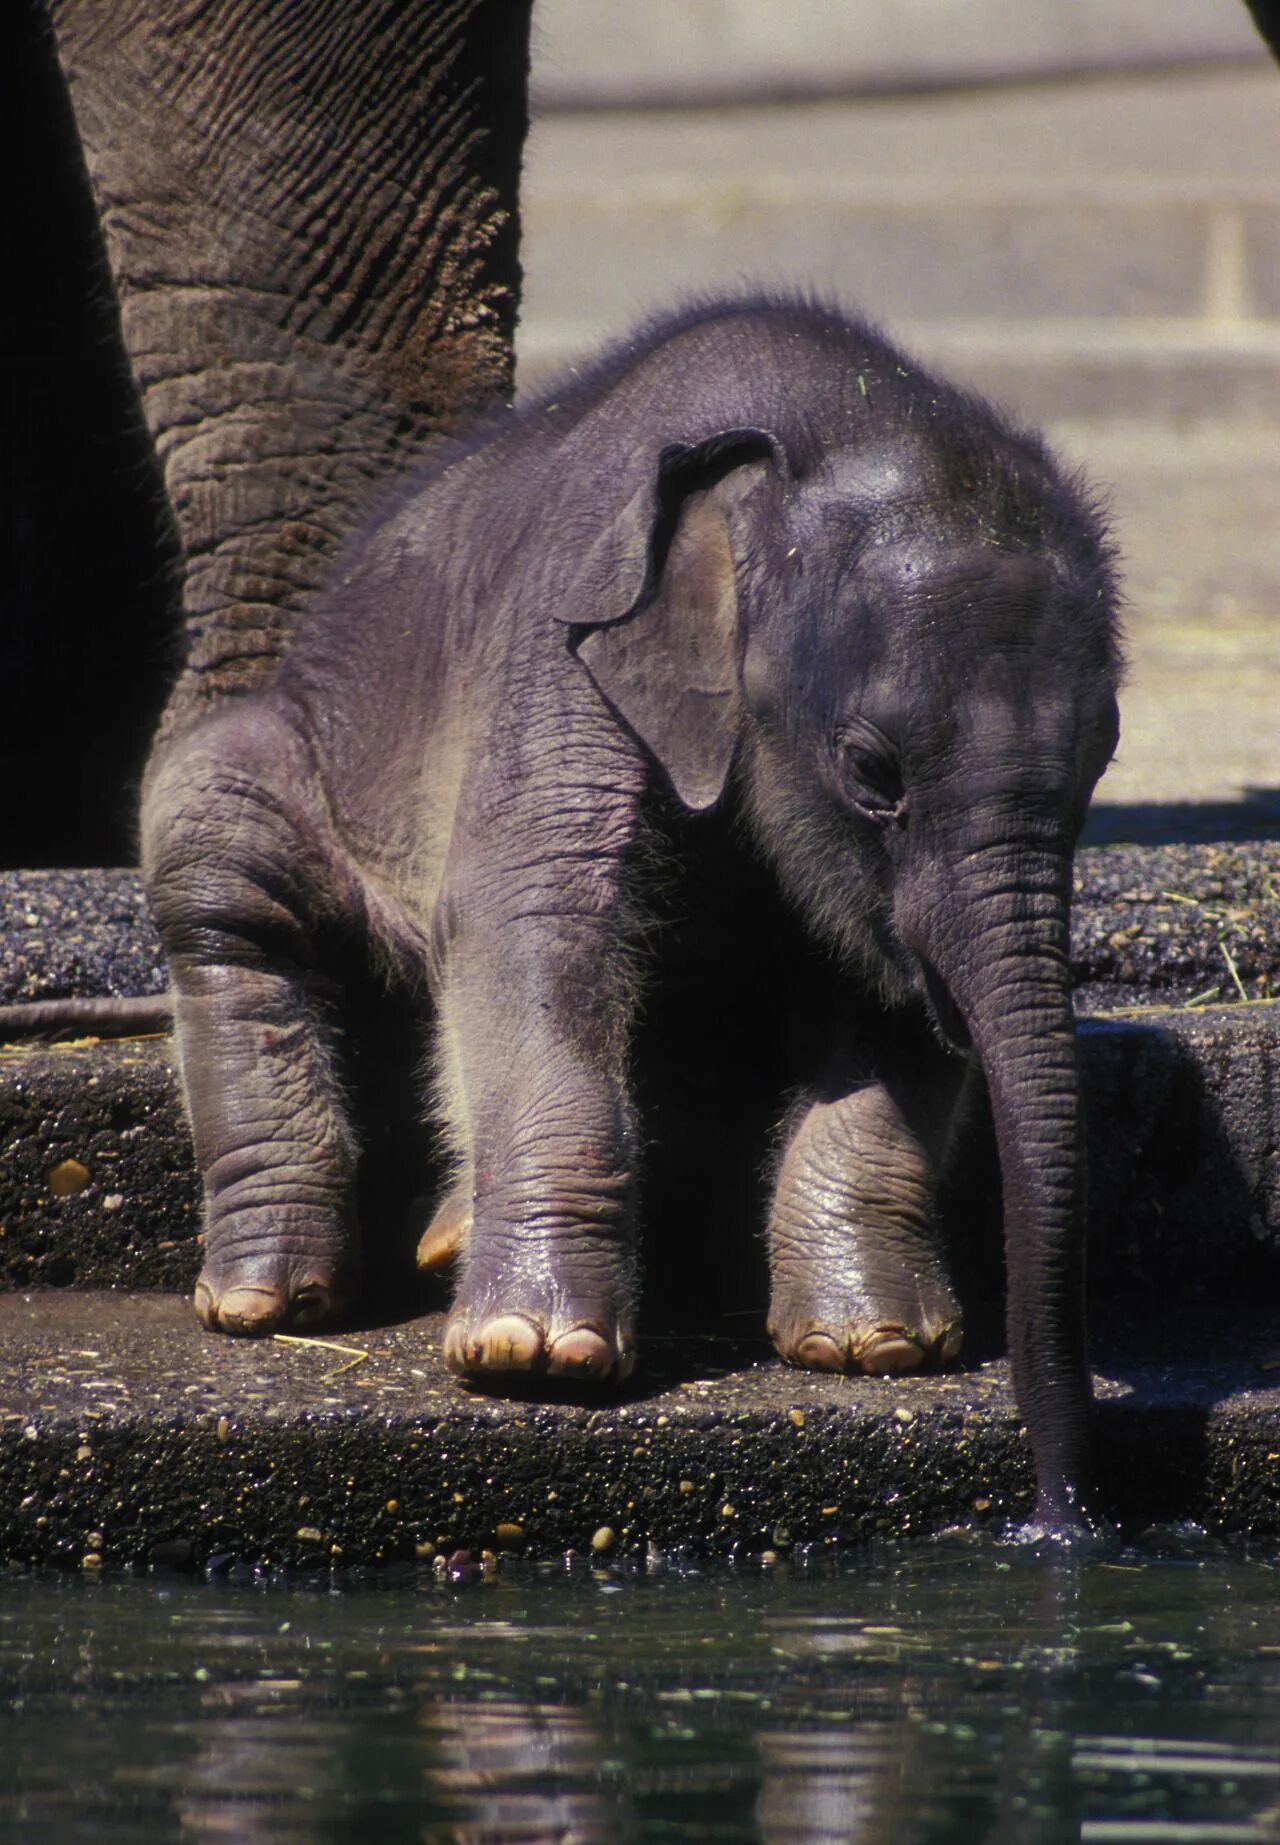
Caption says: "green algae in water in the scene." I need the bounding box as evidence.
[3,1536,1280,1842]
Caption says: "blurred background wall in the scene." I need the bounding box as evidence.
[518,0,1280,836]
[531,0,1267,108]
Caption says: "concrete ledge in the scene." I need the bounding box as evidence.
[2,1293,1278,1569]
[0,1036,198,1291]
[6,844,1278,1009]
[517,68,1280,422]
[521,199,1280,328]
[2,850,1279,1561]
[1079,1000,1280,1287]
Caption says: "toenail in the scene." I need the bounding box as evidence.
[547,1327,613,1379]
[793,1331,847,1372]
[478,1313,543,1370]
[937,1324,964,1362]
[857,1328,925,1375]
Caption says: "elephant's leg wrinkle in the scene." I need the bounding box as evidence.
[182,972,359,1336]
[432,930,641,1389]
[177,963,362,1334]
[768,1066,965,1377]
[144,708,362,1337]
[442,1134,641,1386]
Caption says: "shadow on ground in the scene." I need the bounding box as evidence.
[1083,787,1280,845]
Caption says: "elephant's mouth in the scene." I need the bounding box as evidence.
[917,956,972,1053]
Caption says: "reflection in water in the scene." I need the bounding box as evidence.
[167,1692,628,1842]
[2,1541,1280,1843]
[174,1702,346,1840]
[160,1691,626,1842]
[756,1724,919,1843]
[418,1700,630,1844]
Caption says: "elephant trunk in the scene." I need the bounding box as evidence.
[901,839,1092,1530]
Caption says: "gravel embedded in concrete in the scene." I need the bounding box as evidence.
[3,1292,1279,1571]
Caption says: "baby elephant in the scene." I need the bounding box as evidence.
[143,297,1121,1528]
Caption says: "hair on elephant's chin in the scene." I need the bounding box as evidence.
[917,957,972,1054]
[742,766,895,977]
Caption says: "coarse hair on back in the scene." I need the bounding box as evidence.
[319,290,1122,677]
[526,290,1118,608]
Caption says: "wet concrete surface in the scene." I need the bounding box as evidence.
[2,1291,1279,1571]
[1080,1000,1280,1286]
[0,1036,199,1291]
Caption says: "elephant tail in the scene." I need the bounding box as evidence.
[0,994,173,1042]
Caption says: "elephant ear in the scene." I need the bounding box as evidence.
[561,429,783,812]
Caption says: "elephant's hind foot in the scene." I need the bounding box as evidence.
[771,1306,963,1377]
[767,1075,965,1377]
[416,1186,472,1271]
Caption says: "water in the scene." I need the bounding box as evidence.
[3,1535,1279,1843]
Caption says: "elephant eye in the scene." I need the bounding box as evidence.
[833,728,905,824]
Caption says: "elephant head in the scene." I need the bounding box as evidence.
[558,403,1121,1528]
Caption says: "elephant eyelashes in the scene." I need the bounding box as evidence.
[833,734,905,824]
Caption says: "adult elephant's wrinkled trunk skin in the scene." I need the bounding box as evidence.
[902,837,1091,1530]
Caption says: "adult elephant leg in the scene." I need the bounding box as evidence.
[1243,1,1280,62]
[768,1040,969,1375]
[143,704,363,1334]
[49,0,533,1313]
[49,0,531,741]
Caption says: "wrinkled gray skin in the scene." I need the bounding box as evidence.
[143,298,1121,1530]
[46,0,529,745]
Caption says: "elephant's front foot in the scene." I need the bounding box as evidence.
[442,1226,637,1388]
[193,1210,357,1336]
[443,1310,633,1384]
